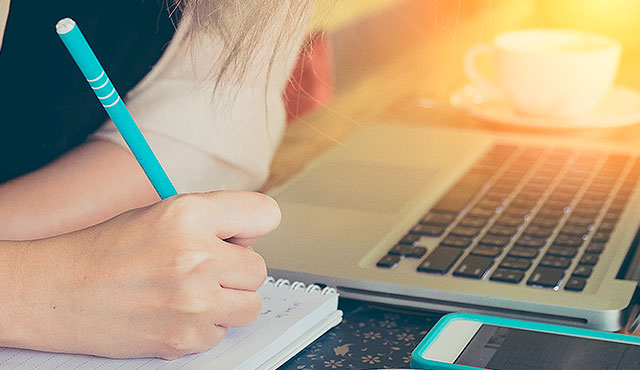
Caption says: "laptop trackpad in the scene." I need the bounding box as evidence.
[278,161,437,214]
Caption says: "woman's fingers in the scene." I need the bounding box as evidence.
[169,191,281,241]
[203,241,267,291]
[211,289,263,328]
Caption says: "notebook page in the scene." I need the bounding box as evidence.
[0,282,339,370]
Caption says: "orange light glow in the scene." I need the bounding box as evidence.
[538,0,640,50]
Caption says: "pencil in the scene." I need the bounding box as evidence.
[55,18,177,200]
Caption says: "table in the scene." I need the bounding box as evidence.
[266,1,640,368]
[282,300,443,369]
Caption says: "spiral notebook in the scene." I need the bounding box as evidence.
[0,277,342,370]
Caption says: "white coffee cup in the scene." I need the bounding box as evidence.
[464,29,622,117]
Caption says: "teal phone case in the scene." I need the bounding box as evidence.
[411,312,640,369]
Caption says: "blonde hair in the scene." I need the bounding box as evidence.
[173,0,313,91]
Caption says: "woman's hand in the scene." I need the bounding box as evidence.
[0,191,280,360]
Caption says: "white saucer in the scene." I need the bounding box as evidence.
[450,84,640,129]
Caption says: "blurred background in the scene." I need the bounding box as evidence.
[270,0,640,188]
[314,0,640,94]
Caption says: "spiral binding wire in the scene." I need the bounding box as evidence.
[264,277,337,295]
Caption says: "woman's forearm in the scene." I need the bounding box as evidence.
[0,238,70,350]
[0,139,159,240]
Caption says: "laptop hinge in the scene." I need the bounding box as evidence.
[338,286,589,326]
[616,226,640,282]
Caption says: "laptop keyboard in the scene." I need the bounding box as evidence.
[376,144,640,291]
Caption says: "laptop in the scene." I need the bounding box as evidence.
[253,123,640,331]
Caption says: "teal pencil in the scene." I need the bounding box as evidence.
[56,18,177,199]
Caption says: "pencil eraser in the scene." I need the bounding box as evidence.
[56,18,76,35]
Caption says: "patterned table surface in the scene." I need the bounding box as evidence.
[281,299,444,369]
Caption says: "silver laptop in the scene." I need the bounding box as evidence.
[253,123,640,331]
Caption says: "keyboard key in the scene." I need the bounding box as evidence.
[509,198,538,208]
[440,235,473,248]
[566,168,590,177]
[546,192,573,203]
[502,206,530,218]
[577,197,606,207]
[522,225,554,238]
[399,234,420,245]
[580,192,609,202]
[453,255,494,279]
[483,192,508,202]
[585,242,605,254]
[529,217,558,228]
[565,277,587,291]
[412,224,446,237]
[421,212,456,226]
[519,189,544,199]
[612,196,630,207]
[613,191,630,203]
[489,183,515,193]
[487,225,518,237]
[377,254,400,268]
[570,208,598,220]
[577,196,607,207]
[572,265,593,278]
[606,153,630,164]
[539,255,572,269]
[586,184,612,193]
[488,144,518,155]
[483,191,509,202]
[432,173,490,213]
[527,176,552,186]
[596,220,616,232]
[557,178,582,187]
[552,234,584,248]
[471,245,503,258]
[536,165,559,174]
[468,207,495,218]
[527,267,564,288]
[508,246,539,259]
[566,215,595,227]
[478,235,511,247]
[554,182,580,192]
[591,231,611,243]
[475,198,503,209]
[496,214,525,227]
[405,246,427,259]
[559,224,589,236]
[620,183,637,194]
[515,235,547,248]
[592,177,616,186]
[491,269,525,283]
[546,246,578,258]
[548,148,570,159]
[603,211,621,223]
[500,257,532,270]
[417,247,464,274]
[450,226,481,237]
[540,201,568,212]
[458,216,488,228]
[611,203,629,215]
[471,165,498,176]
[501,171,526,180]
[579,254,599,266]
[536,208,565,219]
[389,244,409,255]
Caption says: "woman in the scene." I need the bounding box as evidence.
[0,0,314,360]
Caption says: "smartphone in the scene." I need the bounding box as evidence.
[411,313,640,370]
